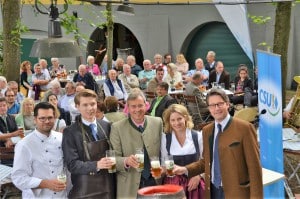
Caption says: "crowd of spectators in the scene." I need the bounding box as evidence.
[0,51,265,199]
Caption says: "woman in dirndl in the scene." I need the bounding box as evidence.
[161,104,205,199]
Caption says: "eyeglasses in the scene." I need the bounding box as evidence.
[37,116,55,122]
[208,102,226,109]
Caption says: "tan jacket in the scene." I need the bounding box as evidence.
[110,116,163,199]
[118,73,139,94]
[186,117,263,199]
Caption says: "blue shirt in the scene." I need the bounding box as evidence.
[187,68,209,86]
[138,70,156,89]
[7,103,20,114]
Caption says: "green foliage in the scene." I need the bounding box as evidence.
[10,20,29,47]
[59,5,110,47]
[258,42,271,51]
[248,13,272,50]
[248,14,271,25]
[60,13,82,40]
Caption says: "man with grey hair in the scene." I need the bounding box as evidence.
[110,88,163,198]
[126,55,142,77]
[205,51,217,72]
[73,64,97,92]
[138,59,155,90]
[0,76,8,97]
[185,72,209,123]
[42,80,65,102]
[152,54,164,69]
[32,63,51,100]
[39,59,51,80]
[185,58,209,86]
[8,81,25,104]
[104,69,128,108]
[58,81,76,112]
[118,64,139,94]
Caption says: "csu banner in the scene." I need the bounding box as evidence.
[257,50,284,198]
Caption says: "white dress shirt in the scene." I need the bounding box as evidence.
[103,80,128,100]
[211,113,230,185]
[12,129,67,199]
[58,94,75,111]
[160,128,203,166]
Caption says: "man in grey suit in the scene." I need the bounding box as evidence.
[62,89,115,198]
[185,73,210,123]
[110,88,163,199]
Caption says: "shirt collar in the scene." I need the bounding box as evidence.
[34,129,52,139]
[130,117,145,127]
[81,117,97,126]
[215,114,230,131]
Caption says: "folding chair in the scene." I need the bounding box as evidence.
[0,147,15,167]
[0,147,20,199]
[284,149,300,187]
[183,94,210,126]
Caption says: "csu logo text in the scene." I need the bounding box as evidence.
[259,89,280,116]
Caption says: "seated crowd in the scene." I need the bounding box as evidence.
[0,52,263,199]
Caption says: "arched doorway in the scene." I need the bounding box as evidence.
[87,23,144,67]
[185,22,253,79]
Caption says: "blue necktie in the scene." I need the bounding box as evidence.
[213,123,222,187]
[89,124,99,141]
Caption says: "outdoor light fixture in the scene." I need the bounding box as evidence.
[116,4,135,16]
[30,0,81,58]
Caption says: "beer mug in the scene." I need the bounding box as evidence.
[151,157,161,179]
[230,83,235,92]
[18,126,25,138]
[164,155,175,177]
[220,83,225,89]
[106,150,116,173]
[57,167,67,184]
[212,82,218,89]
[135,148,144,172]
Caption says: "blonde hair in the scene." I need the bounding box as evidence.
[20,98,35,115]
[163,104,194,133]
[167,63,177,72]
[54,106,60,119]
[176,54,187,64]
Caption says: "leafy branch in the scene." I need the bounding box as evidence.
[10,19,29,47]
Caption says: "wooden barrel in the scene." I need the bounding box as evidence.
[137,185,186,199]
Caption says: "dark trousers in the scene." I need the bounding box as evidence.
[211,183,224,199]
[139,176,157,189]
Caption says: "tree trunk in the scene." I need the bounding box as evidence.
[2,0,21,81]
[273,2,292,107]
[106,2,113,70]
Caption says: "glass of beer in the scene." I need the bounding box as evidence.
[230,83,235,93]
[151,156,161,179]
[164,155,175,177]
[106,150,116,173]
[18,126,25,138]
[57,167,67,184]
[135,148,144,172]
